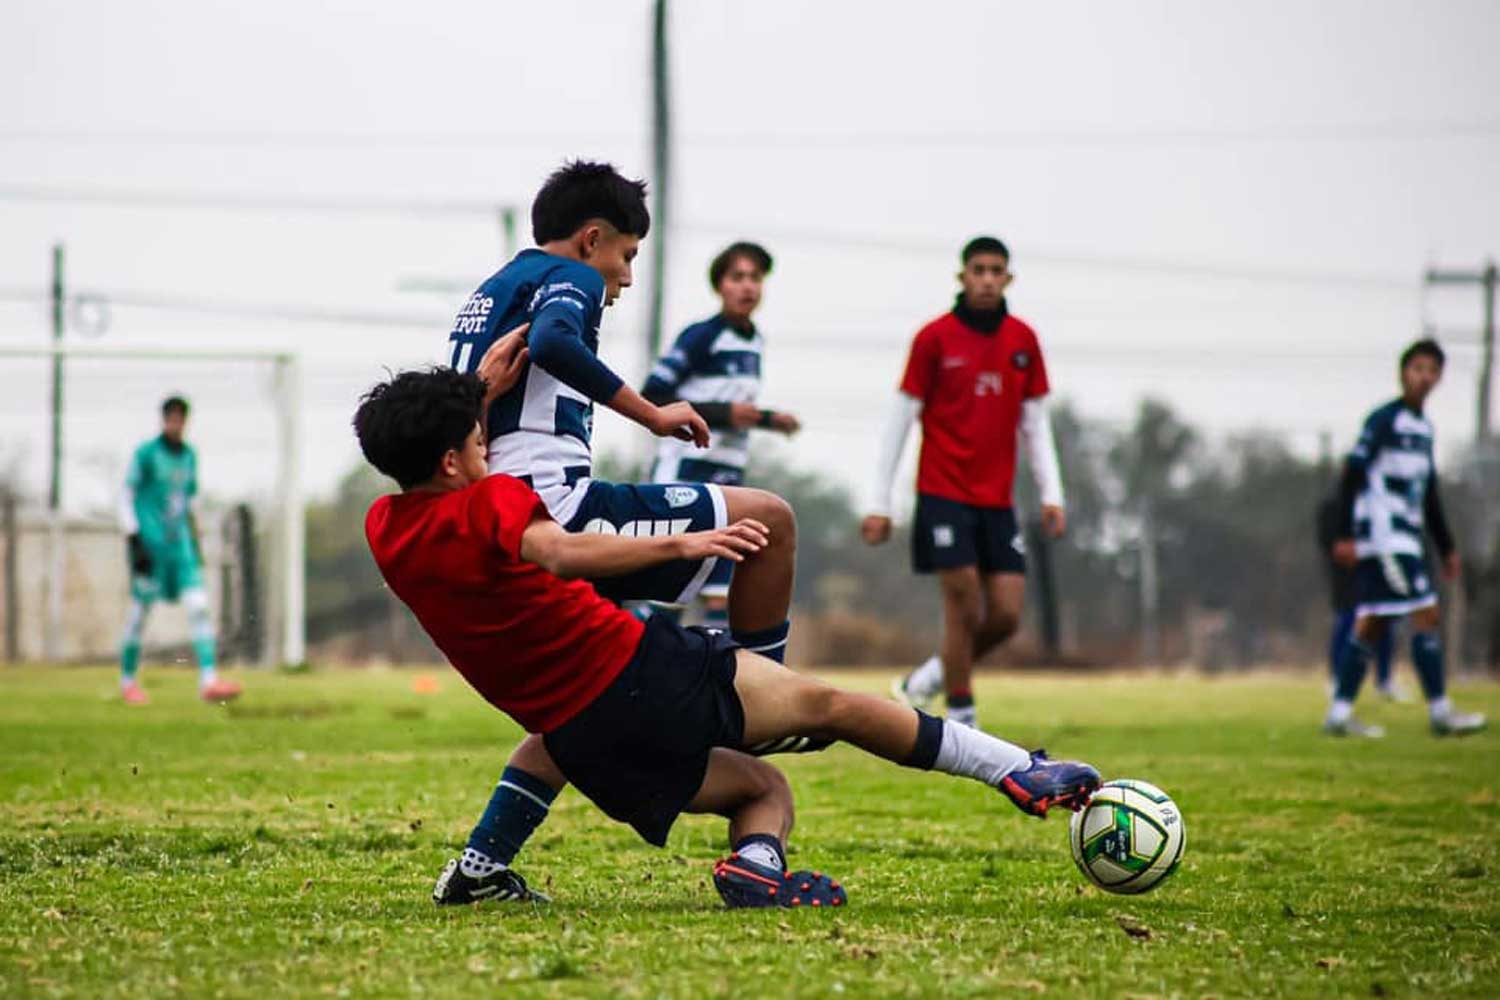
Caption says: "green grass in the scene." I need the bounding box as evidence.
[1,666,1497,999]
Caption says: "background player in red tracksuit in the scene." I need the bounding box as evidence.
[862,236,1066,729]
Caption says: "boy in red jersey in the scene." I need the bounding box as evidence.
[356,365,1100,909]
[863,237,1066,729]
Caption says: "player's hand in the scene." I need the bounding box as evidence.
[729,402,761,429]
[769,411,801,435]
[676,518,770,563]
[1331,539,1358,568]
[478,323,530,403]
[1041,504,1066,538]
[1442,551,1461,581]
[860,514,892,546]
[650,401,711,447]
[127,534,153,576]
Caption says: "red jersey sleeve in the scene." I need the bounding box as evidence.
[471,475,549,560]
[1023,328,1051,399]
[898,325,941,400]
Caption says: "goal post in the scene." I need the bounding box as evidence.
[0,343,305,667]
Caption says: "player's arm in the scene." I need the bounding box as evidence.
[119,447,152,576]
[519,514,770,580]
[861,391,921,545]
[1331,412,1380,566]
[641,332,795,434]
[1424,470,1459,579]
[1020,397,1066,537]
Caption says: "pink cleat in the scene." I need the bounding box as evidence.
[121,681,150,705]
[199,678,242,703]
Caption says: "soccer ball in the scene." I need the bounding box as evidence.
[1068,779,1185,894]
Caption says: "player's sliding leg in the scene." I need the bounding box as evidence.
[734,650,1100,818]
[433,734,560,905]
[1324,615,1387,737]
[119,596,153,704]
[182,586,239,703]
[689,749,845,909]
[1407,604,1485,736]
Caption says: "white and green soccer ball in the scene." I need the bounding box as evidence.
[1068,779,1185,894]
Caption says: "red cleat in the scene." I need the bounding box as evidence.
[121,681,149,705]
[200,678,242,703]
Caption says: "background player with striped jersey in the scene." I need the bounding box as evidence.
[863,237,1065,729]
[642,241,801,627]
[1325,339,1484,738]
[117,396,241,705]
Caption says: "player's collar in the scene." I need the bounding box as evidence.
[158,433,185,454]
[718,313,757,338]
[951,293,1008,334]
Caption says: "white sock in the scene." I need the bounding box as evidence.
[460,847,506,878]
[908,655,943,697]
[1327,698,1354,724]
[199,670,219,689]
[1428,696,1453,722]
[736,840,784,871]
[932,719,1030,788]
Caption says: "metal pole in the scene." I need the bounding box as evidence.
[1140,498,1161,665]
[274,355,306,666]
[500,205,518,258]
[1480,260,1497,443]
[45,244,65,662]
[644,0,671,363]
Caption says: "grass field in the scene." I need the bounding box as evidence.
[1,665,1497,999]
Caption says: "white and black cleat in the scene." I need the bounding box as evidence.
[1431,711,1486,737]
[1322,717,1386,739]
[432,858,550,905]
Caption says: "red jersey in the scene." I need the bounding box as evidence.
[899,310,1050,508]
[365,474,644,733]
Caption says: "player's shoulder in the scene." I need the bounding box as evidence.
[1005,312,1042,344]
[530,253,605,302]
[1362,398,1403,431]
[912,312,958,343]
[676,315,724,351]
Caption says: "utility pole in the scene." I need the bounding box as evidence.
[45,243,65,662]
[644,0,671,364]
[499,205,517,259]
[1425,260,1497,442]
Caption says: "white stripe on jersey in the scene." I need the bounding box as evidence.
[655,328,762,469]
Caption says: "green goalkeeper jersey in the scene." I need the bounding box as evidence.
[125,435,199,550]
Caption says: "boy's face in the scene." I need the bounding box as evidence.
[161,410,187,443]
[442,421,489,487]
[717,256,764,320]
[582,224,640,307]
[958,252,1012,311]
[1400,355,1442,403]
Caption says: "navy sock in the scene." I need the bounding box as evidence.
[1328,610,1355,681]
[1374,626,1396,688]
[946,691,974,710]
[734,620,790,664]
[465,767,558,867]
[1334,637,1373,703]
[1410,631,1446,701]
[902,710,945,770]
[703,605,730,629]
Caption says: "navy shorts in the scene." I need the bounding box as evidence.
[564,479,728,604]
[1354,552,1437,618]
[911,494,1026,575]
[543,616,745,846]
[652,457,745,598]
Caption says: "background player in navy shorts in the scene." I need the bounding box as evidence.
[642,240,802,627]
[862,237,1066,729]
[355,366,1101,909]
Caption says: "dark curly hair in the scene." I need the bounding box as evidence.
[531,160,650,243]
[1399,338,1445,371]
[354,368,485,488]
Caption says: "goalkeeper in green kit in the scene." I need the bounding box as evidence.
[117,396,240,705]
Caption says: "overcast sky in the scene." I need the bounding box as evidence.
[3,0,1498,517]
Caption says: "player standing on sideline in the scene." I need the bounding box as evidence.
[1316,493,1401,699]
[1325,339,1484,737]
[642,241,801,627]
[117,397,240,705]
[355,366,1101,909]
[862,237,1065,729]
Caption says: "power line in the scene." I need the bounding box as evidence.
[0,287,444,329]
[0,183,508,218]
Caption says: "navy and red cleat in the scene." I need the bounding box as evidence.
[712,854,847,910]
[998,749,1101,818]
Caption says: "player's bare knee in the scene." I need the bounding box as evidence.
[732,488,796,548]
[978,612,1019,651]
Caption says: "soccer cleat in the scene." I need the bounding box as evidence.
[1431,711,1486,737]
[712,854,847,910]
[998,749,1100,818]
[121,681,149,705]
[890,671,938,711]
[1322,717,1385,738]
[431,857,550,905]
[199,679,242,703]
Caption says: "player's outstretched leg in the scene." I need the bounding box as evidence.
[432,734,561,905]
[684,749,846,909]
[735,650,1100,818]
[1408,606,1486,737]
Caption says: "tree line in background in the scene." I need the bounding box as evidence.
[305,399,1500,671]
